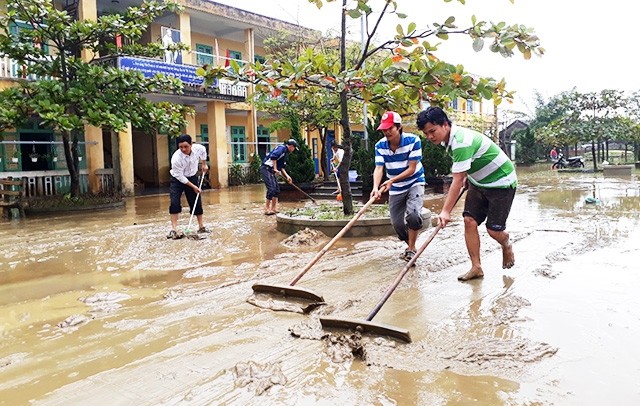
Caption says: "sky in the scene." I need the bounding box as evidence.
[212,0,640,117]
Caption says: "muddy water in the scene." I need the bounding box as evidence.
[1,168,640,405]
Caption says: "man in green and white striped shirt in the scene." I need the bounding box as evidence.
[416,107,516,282]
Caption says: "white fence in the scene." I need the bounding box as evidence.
[0,56,40,80]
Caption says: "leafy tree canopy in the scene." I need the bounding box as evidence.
[0,0,191,196]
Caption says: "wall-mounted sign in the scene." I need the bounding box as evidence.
[117,57,249,101]
[118,56,217,87]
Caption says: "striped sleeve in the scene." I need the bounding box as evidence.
[409,136,422,161]
[450,129,475,173]
[374,140,385,166]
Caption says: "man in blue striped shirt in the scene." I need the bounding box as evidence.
[371,111,426,263]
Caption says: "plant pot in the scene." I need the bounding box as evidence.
[12,158,19,163]
[31,157,38,162]
[78,156,83,162]
[53,157,58,162]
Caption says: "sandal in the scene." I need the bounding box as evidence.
[197,226,211,234]
[401,249,417,266]
[167,230,184,240]
[264,210,275,215]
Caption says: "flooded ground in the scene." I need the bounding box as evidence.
[1,165,639,405]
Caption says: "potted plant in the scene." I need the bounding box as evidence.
[29,151,39,162]
[11,150,19,163]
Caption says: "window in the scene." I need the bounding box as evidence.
[467,99,474,113]
[195,44,213,66]
[230,126,246,163]
[199,124,209,143]
[198,125,210,163]
[451,98,458,111]
[226,50,243,68]
[256,126,271,159]
[254,54,266,64]
[9,21,49,79]
[9,22,49,53]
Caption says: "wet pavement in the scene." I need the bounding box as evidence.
[1,165,640,405]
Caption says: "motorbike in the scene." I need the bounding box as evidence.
[552,153,584,169]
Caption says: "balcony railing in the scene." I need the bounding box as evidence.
[0,55,41,80]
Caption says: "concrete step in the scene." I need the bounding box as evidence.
[312,191,363,198]
[309,181,364,200]
[314,186,362,192]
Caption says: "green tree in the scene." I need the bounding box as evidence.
[531,90,630,170]
[514,126,537,164]
[351,115,382,196]
[279,112,316,183]
[624,91,640,161]
[0,0,190,197]
[421,140,453,177]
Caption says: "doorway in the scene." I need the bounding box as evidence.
[131,129,158,187]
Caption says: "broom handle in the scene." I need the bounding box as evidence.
[288,180,317,204]
[186,173,206,231]
[289,185,387,286]
[365,186,467,321]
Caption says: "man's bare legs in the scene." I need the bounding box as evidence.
[407,228,418,252]
[458,217,515,281]
[170,213,179,231]
[487,229,515,269]
[458,216,484,281]
[264,198,278,215]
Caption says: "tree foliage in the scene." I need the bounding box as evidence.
[0,0,191,197]
[282,112,316,183]
[200,0,542,213]
[530,89,639,169]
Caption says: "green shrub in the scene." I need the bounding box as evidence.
[285,113,316,183]
[351,116,382,191]
[228,164,246,186]
[246,153,262,184]
[421,138,452,177]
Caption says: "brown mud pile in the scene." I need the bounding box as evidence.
[246,294,325,314]
[280,227,325,248]
[233,360,287,395]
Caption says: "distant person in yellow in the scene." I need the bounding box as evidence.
[330,142,344,195]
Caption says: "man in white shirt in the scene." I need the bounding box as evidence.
[168,134,209,239]
[330,141,344,195]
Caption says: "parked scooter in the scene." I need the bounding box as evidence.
[552,152,584,169]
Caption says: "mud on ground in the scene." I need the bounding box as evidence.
[1,170,639,405]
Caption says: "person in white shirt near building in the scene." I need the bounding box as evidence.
[330,141,344,194]
[167,134,210,239]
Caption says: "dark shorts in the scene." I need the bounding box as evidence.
[169,176,203,215]
[260,164,280,199]
[463,182,516,231]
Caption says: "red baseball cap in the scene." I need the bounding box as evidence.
[377,111,402,130]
